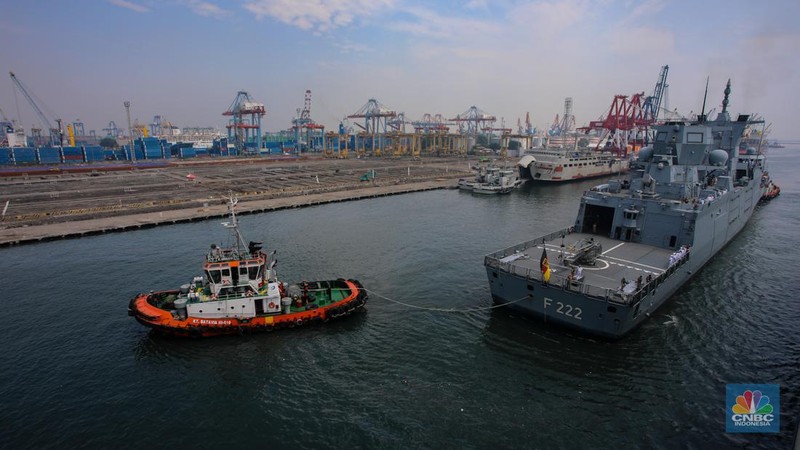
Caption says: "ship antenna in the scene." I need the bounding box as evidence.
[699,76,709,122]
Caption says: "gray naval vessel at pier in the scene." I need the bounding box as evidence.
[484,81,773,338]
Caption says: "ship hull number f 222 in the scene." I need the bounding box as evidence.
[543,298,582,320]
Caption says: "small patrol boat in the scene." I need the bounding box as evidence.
[128,194,368,337]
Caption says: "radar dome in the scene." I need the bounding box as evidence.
[709,149,728,166]
[637,146,654,162]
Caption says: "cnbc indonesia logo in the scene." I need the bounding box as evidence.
[727,385,779,433]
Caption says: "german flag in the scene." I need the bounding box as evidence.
[540,247,551,284]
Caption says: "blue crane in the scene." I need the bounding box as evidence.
[642,65,669,122]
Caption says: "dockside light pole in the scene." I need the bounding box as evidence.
[124,101,136,163]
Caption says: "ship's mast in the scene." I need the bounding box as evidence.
[222,193,248,256]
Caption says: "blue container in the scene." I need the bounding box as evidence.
[61,146,84,163]
[0,147,12,164]
[179,148,196,158]
[38,147,61,163]
[12,147,37,164]
[124,146,145,161]
[84,146,105,162]
[138,137,161,151]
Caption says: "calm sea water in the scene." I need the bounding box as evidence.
[1,148,798,449]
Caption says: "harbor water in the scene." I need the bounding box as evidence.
[1,147,798,448]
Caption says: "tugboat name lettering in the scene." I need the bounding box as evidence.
[543,298,582,320]
[198,319,232,325]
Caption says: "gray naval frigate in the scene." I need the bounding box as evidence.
[484,81,772,338]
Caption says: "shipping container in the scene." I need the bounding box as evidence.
[0,147,13,164]
[124,146,145,161]
[84,146,105,162]
[37,147,62,164]
[12,147,37,164]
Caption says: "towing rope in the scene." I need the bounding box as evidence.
[363,288,529,313]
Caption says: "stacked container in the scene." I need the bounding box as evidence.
[12,147,37,164]
[37,147,62,164]
[62,146,84,163]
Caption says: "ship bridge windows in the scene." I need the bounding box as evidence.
[687,132,704,143]
[248,265,260,281]
[656,131,668,143]
[206,270,222,284]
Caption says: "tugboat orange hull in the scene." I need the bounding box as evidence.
[128,279,368,337]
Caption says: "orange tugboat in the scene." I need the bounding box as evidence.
[128,194,367,337]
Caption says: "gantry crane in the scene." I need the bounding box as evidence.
[223,91,265,154]
[450,106,496,136]
[348,98,396,156]
[578,65,670,156]
[291,90,325,153]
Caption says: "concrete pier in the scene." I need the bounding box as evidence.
[0,156,475,246]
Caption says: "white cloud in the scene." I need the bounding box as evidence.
[509,0,587,38]
[387,6,500,40]
[465,0,488,9]
[108,0,150,13]
[607,26,676,57]
[333,40,373,54]
[242,0,395,32]
[626,0,666,21]
[182,0,231,19]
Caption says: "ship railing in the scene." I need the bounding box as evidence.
[484,226,576,261]
[207,249,253,262]
[615,251,691,305]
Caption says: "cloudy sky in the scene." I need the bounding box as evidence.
[2,0,798,139]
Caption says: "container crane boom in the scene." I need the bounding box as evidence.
[9,71,61,145]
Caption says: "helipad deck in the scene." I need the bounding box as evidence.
[486,228,689,301]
